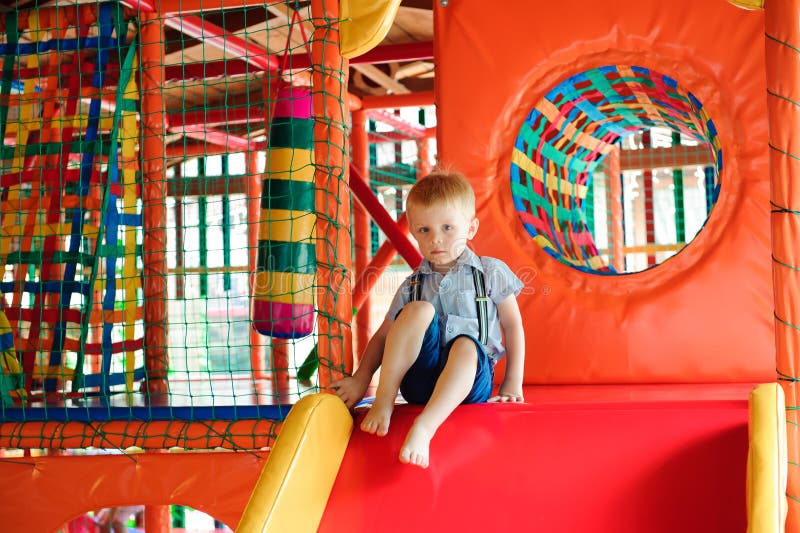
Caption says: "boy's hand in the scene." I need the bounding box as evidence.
[488,383,524,403]
[330,374,370,409]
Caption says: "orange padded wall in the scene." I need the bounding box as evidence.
[434,0,774,384]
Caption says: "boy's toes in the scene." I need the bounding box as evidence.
[360,410,391,435]
[417,454,429,469]
[360,418,377,434]
[376,420,389,436]
[399,447,411,464]
[399,447,429,469]
[360,405,393,436]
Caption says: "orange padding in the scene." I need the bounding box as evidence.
[435,0,774,384]
[0,419,281,449]
[0,450,267,532]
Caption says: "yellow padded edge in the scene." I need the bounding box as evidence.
[340,0,402,59]
[747,383,787,533]
[727,0,764,9]
[236,393,353,533]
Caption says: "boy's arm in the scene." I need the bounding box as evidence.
[330,318,392,408]
[490,294,525,402]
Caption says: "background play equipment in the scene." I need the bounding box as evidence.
[0,0,796,531]
[252,85,317,339]
[0,4,145,398]
[0,2,352,529]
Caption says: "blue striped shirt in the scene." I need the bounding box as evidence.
[385,248,524,359]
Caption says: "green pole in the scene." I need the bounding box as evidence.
[672,132,686,243]
[222,156,231,291]
[369,119,379,255]
[198,158,208,298]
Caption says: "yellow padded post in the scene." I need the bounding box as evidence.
[340,0,402,58]
[727,0,764,9]
[747,383,788,533]
[237,393,353,533]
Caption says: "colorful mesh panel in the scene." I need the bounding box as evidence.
[0,5,144,397]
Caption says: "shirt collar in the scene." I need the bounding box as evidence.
[417,247,483,275]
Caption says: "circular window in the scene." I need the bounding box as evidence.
[510,65,721,274]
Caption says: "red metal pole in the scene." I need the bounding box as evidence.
[417,138,432,177]
[120,0,156,12]
[351,110,371,359]
[365,108,428,138]
[641,131,656,267]
[271,340,291,398]
[168,106,263,128]
[140,12,169,393]
[351,41,433,64]
[174,167,185,300]
[247,151,267,381]
[144,505,170,533]
[351,214,420,310]
[167,142,230,161]
[609,145,625,272]
[369,129,435,144]
[162,41,431,84]
[286,41,433,70]
[360,90,435,110]
[312,0,353,383]
[349,164,423,267]
[162,15,279,72]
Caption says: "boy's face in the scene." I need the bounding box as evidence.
[408,202,479,274]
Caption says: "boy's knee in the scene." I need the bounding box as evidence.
[449,336,479,361]
[399,300,435,323]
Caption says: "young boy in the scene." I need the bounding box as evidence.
[331,171,525,468]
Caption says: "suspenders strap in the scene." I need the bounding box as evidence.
[410,272,423,302]
[409,266,488,346]
[472,266,489,346]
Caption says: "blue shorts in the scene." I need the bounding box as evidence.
[396,308,495,405]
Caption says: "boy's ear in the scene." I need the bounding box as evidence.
[468,217,479,239]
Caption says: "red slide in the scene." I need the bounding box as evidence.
[319,385,751,533]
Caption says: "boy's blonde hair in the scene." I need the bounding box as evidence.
[406,170,475,218]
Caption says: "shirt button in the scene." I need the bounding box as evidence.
[446,326,453,333]
[440,280,451,291]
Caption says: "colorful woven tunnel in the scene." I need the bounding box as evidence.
[252,86,316,338]
[0,5,144,396]
[0,302,23,407]
[510,65,722,274]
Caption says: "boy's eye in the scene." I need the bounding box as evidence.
[443,225,452,231]
[418,227,428,233]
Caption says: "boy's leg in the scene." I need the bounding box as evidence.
[361,301,435,436]
[400,336,479,468]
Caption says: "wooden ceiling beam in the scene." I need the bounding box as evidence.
[352,63,410,94]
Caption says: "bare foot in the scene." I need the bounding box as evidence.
[399,422,433,468]
[360,401,393,436]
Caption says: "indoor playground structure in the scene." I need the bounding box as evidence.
[0,0,797,532]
